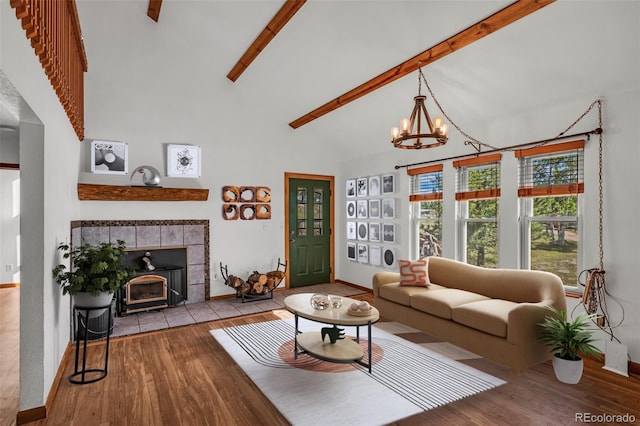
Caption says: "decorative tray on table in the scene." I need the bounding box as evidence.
[347,302,373,316]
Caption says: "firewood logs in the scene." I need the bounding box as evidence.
[224,269,285,295]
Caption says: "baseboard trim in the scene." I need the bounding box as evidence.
[16,406,46,425]
[334,279,372,293]
[0,283,20,288]
[630,360,640,375]
[16,341,73,425]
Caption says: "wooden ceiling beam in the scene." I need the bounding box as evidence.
[227,0,307,82]
[289,0,556,129]
[147,0,163,22]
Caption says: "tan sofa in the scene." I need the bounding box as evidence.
[373,256,567,372]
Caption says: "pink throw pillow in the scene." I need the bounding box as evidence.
[399,258,431,287]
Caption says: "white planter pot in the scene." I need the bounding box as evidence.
[552,354,584,384]
[73,291,114,318]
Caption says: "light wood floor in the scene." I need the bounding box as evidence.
[3,288,640,425]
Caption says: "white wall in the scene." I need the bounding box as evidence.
[0,168,19,283]
[1,0,82,410]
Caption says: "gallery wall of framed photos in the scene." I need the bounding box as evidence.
[346,173,398,269]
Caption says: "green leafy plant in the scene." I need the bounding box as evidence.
[538,305,602,361]
[53,240,132,296]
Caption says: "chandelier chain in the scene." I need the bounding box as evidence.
[419,68,494,149]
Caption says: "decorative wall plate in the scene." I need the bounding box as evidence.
[239,186,256,202]
[255,187,271,203]
[222,186,239,202]
[240,204,256,220]
[222,204,239,220]
[256,204,271,219]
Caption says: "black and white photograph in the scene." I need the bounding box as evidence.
[357,177,368,196]
[368,175,381,196]
[369,222,381,242]
[347,242,357,261]
[383,223,396,243]
[357,199,368,219]
[346,200,356,218]
[346,221,357,240]
[383,247,397,268]
[369,245,382,266]
[346,179,356,198]
[357,222,368,241]
[167,144,201,177]
[382,173,395,194]
[91,140,128,174]
[369,199,380,218]
[382,198,396,219]
[357,243,369,264]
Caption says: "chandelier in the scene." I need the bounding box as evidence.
[390,65,448,149]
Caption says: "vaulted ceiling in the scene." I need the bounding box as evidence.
[5,1,636,162]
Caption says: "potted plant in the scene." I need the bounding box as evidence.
[53,240,132,317]
[538,305,602,384]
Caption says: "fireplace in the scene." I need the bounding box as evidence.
[124,274,168,313]
[118,247,189,315]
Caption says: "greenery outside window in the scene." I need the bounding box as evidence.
[517,140,584,288]
[408,165,443,258]
[455,154,501,268]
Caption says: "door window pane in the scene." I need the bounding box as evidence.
[313,187,323,236]
[297,187,307,237]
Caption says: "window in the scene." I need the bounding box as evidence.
[454,154,501,268]
[408,165,443,258]
[517,140,584,288]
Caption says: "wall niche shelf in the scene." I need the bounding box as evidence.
[77,183,209,201]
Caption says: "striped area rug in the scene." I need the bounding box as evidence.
[211,318,505,426]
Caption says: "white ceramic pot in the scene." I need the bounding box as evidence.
[73,291,114,318]
[552,354,584,384]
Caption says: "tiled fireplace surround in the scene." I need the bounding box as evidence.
[70,220,210,303]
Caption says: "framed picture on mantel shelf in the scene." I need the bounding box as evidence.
[167,144,201,177]
[91,140,128,175]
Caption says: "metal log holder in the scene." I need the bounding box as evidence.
[220,258,287,303]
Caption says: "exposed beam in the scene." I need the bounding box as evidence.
[289,0,556,129]
[147,0,163,22]
[227,0,307,82]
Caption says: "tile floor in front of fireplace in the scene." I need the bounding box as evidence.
[111,283,367,338]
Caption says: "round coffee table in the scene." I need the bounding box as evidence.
[283,293,379,373]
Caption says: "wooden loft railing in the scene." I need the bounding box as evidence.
[10,0,88,140]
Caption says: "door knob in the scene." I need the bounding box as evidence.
[290,239,296,243]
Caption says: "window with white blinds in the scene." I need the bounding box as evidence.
[407,164,443,258]
[517,140,584,287]
[454,154,501,268]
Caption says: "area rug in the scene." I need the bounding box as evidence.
[210,318,505,426]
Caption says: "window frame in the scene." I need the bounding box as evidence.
[454,155,501,267]
[516,140,585,292]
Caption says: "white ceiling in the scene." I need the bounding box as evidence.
[7,1,637,161]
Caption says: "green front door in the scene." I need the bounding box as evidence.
[288,178,331,287]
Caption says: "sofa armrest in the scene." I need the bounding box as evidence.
[372,271,400,298]
[507,302,551,346]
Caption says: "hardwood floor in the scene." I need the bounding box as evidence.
[4,289,640,425]
[0,287,20,426]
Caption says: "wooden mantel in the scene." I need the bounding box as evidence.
[77,183,209,201]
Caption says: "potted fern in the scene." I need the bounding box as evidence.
[53,240,132,317]
[538,305,602,384]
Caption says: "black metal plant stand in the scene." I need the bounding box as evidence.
[69,303,112,384]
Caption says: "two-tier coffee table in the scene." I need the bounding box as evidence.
[283,293,379,373]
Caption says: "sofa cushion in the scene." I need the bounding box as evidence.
[411,289,490,320]
[452,299,517,337]
[399,258,431,287]
[378,282,446,306]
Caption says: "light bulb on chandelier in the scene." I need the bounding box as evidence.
[390,65,448,149]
